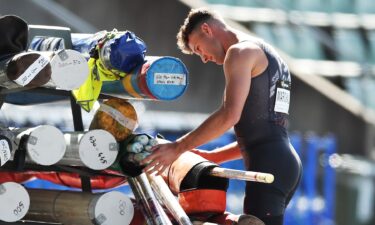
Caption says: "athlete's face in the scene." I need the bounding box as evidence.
[188,23,225,65]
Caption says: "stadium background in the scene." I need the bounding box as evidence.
[0,0,374,224]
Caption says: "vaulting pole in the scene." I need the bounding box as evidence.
[0,128,14,167]
[101,56,188,101]
[0,182,30,222]
[11,125,66,166]
[128,173,172,225]
[208,167,274,184]
[58,129,118,170]
[24,189,134,225]
[0,49,88,90]
[147,173,192,225]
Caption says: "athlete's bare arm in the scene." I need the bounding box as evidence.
[142,42,266,174]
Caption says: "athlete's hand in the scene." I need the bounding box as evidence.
[141,141,184,175]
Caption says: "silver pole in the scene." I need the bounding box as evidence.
[11,125,66,166]
[129,173,172,225]
[128,177,157,225]
[0,182,30,223]
[0,50,88,91]
[208,167,274,183]
[148,174,193,225]
[0,129,14,167]
[25,189,134,225]
[58,130,118,170]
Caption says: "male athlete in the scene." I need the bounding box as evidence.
[143,8,302,225]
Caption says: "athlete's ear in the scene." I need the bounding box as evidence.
[200,23,213,37]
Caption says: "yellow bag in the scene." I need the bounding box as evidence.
[72,57,125,112]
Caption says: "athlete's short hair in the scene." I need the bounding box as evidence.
[176,8,221,54]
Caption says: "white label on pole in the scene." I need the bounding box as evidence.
[99,104,138,131]
[50,49,89,90]
[0,182,30,222]
[0,139,11,166]
[14,55,49,86]
[154,73,186,85]
[79,130,118,170]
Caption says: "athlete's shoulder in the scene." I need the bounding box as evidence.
[227,40,263,58]
[225,40,264,66]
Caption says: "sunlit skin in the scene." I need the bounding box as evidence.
[141,18,269,175]
[188,22,226,65]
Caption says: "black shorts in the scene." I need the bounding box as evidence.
[240,137,302,222]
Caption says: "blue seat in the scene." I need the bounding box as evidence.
[294,26,325,59]
[294,0,330,12]
[344,77,364,103]
[330,0,355,14]
[251,23,276,45]
[355,0,375,14]
[279,0,295,11]
[233,0,264,8]
[333,28,366,62]
[362,77,375,109]
[260,0,294,11]
[344,76,375,110]
[366,30,375,64]
[205,0,234,5]
[273,24,299,57]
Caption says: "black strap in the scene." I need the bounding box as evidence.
[70,94,84,132]
[13,134,28,171]
[180,161,229,192]
[0,86,6,109]
[80,175,92,193]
